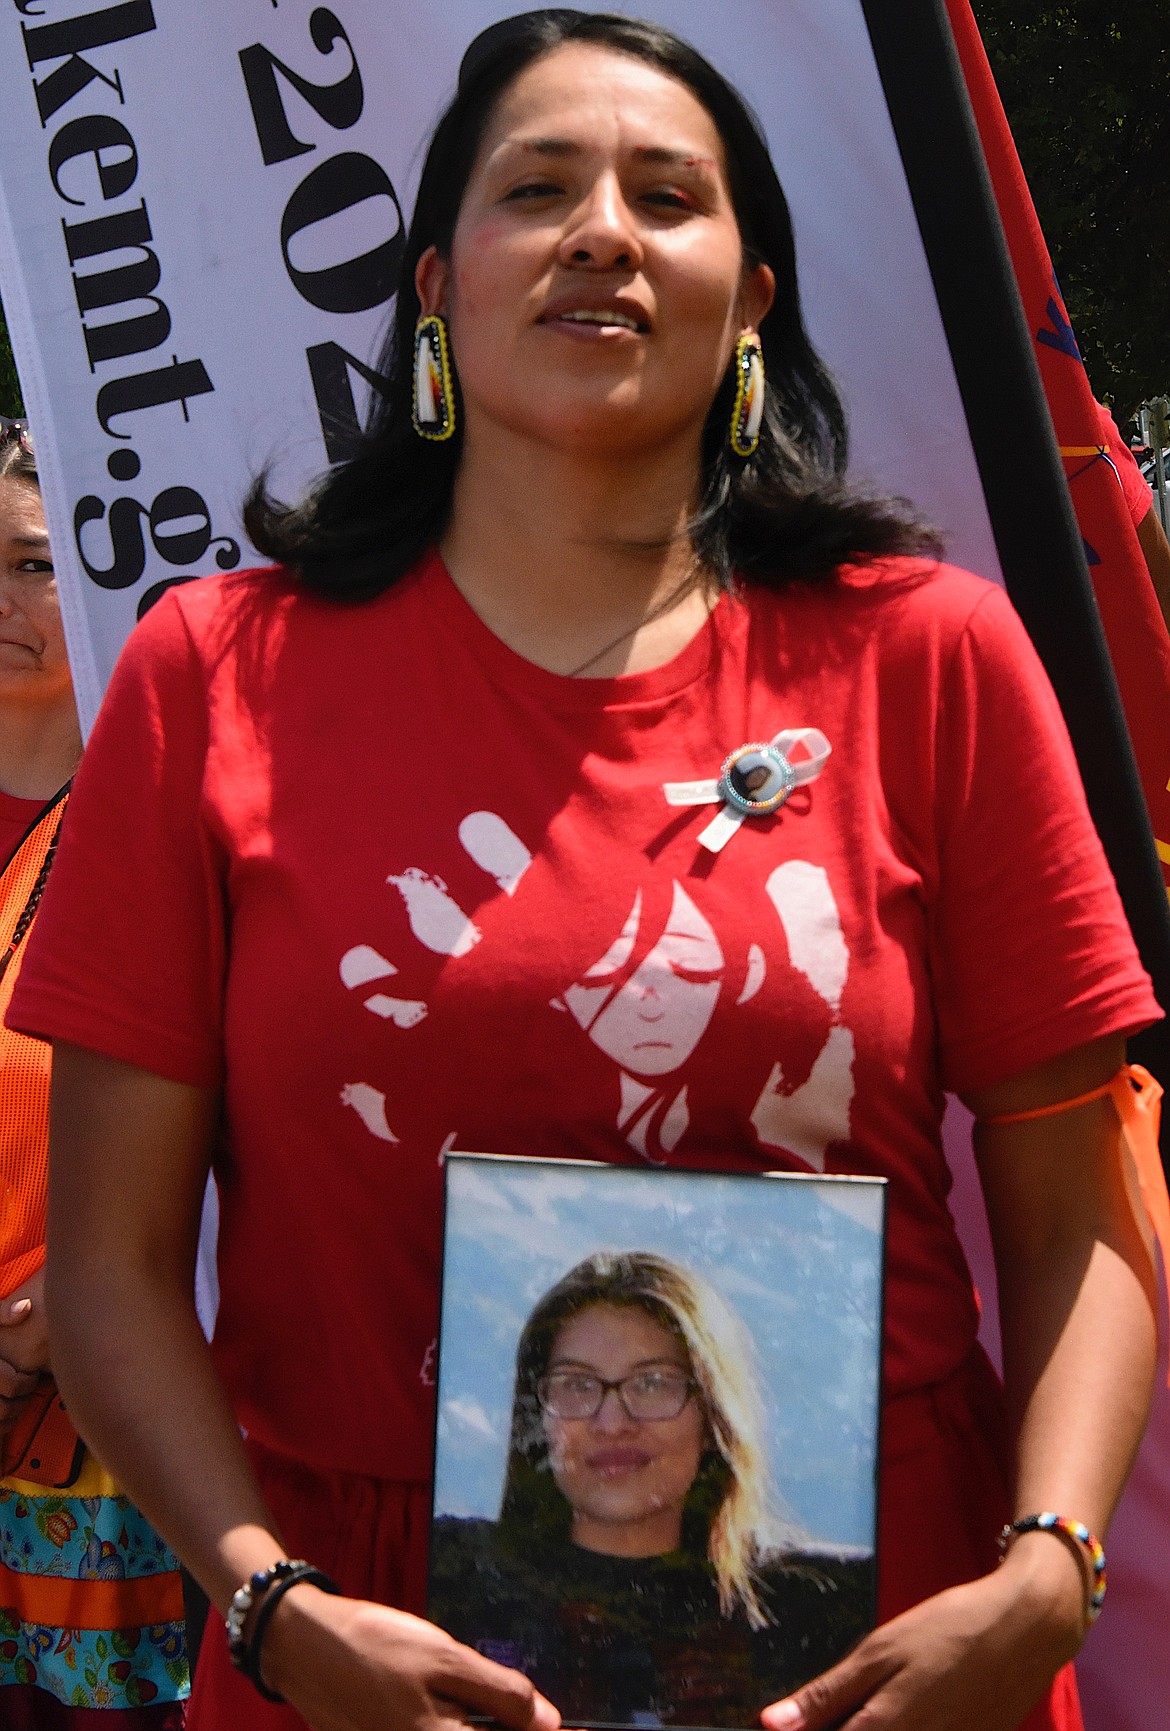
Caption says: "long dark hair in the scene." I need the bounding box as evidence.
[246,10,940,599]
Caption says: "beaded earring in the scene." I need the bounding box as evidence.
[728,332,765,459]
[412,314,457,442]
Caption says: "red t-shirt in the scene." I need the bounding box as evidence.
[0,788,51,870]
[9,552,1158,1480]
[1095,401,1155,529]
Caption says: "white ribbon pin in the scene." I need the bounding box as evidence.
[663,728,832,854]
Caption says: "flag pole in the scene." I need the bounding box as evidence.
[860,0,1170,1156]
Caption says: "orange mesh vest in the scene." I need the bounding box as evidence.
[0,789,68,1299]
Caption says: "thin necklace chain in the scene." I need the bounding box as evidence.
[0,789,70,984]
[565,561,709,679]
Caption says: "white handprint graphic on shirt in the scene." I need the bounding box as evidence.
[750,861,855,1169]
[339,944,428,1027]
[339,813,533,1142]
[377,813,535,960]
[338,812,853,1172]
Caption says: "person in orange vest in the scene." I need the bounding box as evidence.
[0,421,189,1726]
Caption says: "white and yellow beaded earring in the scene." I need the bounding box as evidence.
[728,331,765,458]
[412,313,457,442]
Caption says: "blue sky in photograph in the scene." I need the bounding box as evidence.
[434,1159,884,1550]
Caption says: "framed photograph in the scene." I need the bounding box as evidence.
[428,1156,886,1731]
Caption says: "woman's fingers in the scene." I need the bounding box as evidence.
[760,1566,1085,1731]
[435,1639,560,1731]
[0,1355,39,1401]
[761,1642,892,1730]
[262,1591,561,1731]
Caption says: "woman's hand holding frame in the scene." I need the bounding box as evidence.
[260,1589,560,1731]
[761,1031,1158,1729]
[44,1044,559,1731]
[760,1547,1084,1730]
[46,1025,1156,1731]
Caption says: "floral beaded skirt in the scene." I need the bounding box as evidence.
[0,1445,189,1720]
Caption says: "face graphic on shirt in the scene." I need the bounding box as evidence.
[341,814,856,1173]
[563,882,724,1078]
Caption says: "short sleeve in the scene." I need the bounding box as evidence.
[926,582,1160,1095]
[6,588,227,1087]
[1096,401,1155,530]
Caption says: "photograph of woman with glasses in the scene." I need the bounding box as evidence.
[430,1252,871,1726]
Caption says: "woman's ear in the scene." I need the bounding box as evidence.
[738,260,775,335]
[415,245,450,318]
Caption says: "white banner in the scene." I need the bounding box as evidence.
[0,0,1000,731]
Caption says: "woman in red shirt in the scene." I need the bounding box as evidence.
[9,13,1161,1731]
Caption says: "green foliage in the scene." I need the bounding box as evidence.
[0,289,24,417]
[971,1,1170,418]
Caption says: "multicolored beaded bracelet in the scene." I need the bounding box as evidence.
[998,1513,1107,1624]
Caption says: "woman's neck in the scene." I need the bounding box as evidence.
[0,695,82,800]
[441,421,714,678]
[571,1504,684,1558]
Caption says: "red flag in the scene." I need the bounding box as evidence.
[940,22,1170,1731]
[945,0,1170,894]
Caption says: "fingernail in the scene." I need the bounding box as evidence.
[7,1300,32,1319]
[763,1705,804,1730]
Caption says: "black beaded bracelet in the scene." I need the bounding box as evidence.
[247,1563,341,1702]
[225,1559,341,1703]
[226,1560,300,1672]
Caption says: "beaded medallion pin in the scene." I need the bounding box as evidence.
[664,728,831,854]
